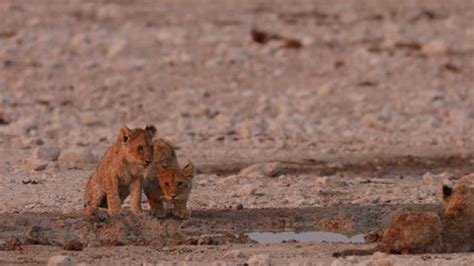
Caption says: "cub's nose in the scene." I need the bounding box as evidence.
[145,159,152,165]
[171,195,176,199]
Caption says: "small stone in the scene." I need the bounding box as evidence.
[218,175,239,186]
[79,112,105,127]
[229,249,244,258]
[62,239,84,251]
[107,38,127,58]
[239,162,285,178]
[0,110,9,125]
[21,137,44,149]
[248,254,270,266]
[421,40,448,56]
[330,259,345,266]
[58,148,97,167]
[422,172,438,185]
[22,158,49,171]
[211,261,227,266]
[34,145,60,161]
[238,184,257,196]
[235,203,244,210]
[47,255,73,266]
[370,251,393,266]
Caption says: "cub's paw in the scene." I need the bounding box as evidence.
[172,209,190,219]
[150,209,167,219]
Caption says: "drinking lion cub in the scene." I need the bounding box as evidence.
[333,181,474,256]
[144,138,194,219]
[83,125,156,216]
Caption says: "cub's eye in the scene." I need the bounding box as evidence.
[177,181,183,186]
[137,146,144,153]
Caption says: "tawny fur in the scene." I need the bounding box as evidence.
[333,183,474,256]
[144,138,194,219]
[83,125,156,216]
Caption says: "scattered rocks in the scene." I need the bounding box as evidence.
[239,162,285,178]
[47,255,73,266]
[34,145,61,162]
[1,236,22,251]
[248,254,270,266]
[58,148,97,167]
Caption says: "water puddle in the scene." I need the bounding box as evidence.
[248,231,365,244]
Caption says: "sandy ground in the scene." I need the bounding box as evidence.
[1,0,474,265]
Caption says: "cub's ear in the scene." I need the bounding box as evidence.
[182,162,195,178]
[442,185,453,199]
[119,125,131,143]
[145,125,157,137]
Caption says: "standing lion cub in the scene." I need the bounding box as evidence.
[83,125,156,216]
[144,138,194,219]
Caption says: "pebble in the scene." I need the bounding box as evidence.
[238,184,257,196]
[421,40,448,56]
[248,254,270,266]
[21,137,44,149]
[239,162,285,178]
[228,249,244,258]
[34,144,60,161]
[79,112,105,127]
[23,159,49,171]
[107,38,127,58]
[47,255,73,266]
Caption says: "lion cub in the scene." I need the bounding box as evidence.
[83,125,156,216]
[333,182,474,256]
[144,138,194,219]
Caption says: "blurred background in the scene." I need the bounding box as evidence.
[1,0,473,165]
[1,0,474,264]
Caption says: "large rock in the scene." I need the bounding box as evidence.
[58,148,97,167]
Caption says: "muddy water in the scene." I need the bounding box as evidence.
[0,203,438,250]
[248,231,365,244]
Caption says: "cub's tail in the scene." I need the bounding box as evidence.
[332,248,378,257]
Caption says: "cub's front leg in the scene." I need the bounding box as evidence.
[172,199,190,219]
[105,176,121,215]
[149,198,167,218]
[129,176,143,215]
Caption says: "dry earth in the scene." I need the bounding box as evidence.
[1,0,474,265]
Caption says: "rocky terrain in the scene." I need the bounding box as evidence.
[1,0,474,265]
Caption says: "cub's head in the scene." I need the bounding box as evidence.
[118,125,156,167]
[158,163,194,200]
[153,138,179,168]
[442,183,474,217]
